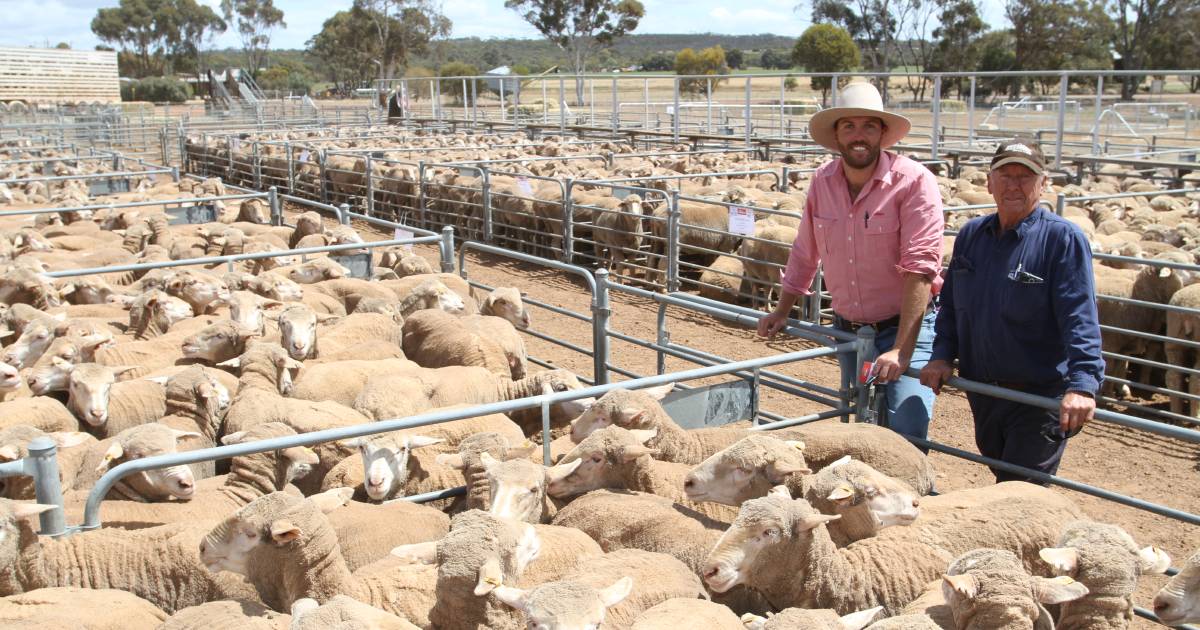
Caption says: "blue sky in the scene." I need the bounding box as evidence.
[1,0,1010,51]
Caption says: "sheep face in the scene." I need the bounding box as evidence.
[493,578,632,630]
[351,434,443,502]
[225,291,283,333]
[277,305,318,360]
[181,322,257,363]
[809,457,921,531]
[568,385,673,443]
[252,274,303,302]
[546,426,657,499]
[941,567,1088,630]
[0,500,55,564]
[0,361,20,393]
[482,287,531,329]
[1154,551,1200,625]
[61,277,118,305]
[535,371,593,421]
[99,425,201,500]
[1038,522,1170,613]
[288,258,349,284]
[702,490,838,594]
[684,435,810,505]
[482,454,549,522]
[66,364,125,426]
[26,356,74,395]
[168,273,230,314]
[1,320,55,368]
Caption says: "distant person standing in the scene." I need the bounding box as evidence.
[920,138,1104,483]
[758,82,944,442]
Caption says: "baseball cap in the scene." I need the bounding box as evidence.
[990,138,1045,175]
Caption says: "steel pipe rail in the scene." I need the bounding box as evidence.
[0,168,172,185]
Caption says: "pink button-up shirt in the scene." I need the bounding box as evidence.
[781,150,944,323]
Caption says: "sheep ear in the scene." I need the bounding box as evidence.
[1039,547,1079,573]
[314,314,341,325]
[1031,575,1089,604]
[508,440,538,460]
[435,453,466,470]
[479,451,501,472]
[308,487,353,513]
[10,503,56,521]
[50,431,92,449]
[619,444,658,463]
[215,356,241,369]
[1159,266,1173,278]
[221,431,248,445]
[0,445,20,461]
[282,446,320,466]
[838,607,885,630]
[766,459,810,484]
[627,428,657,444]
[768,485,792,500]
[270,520,303,545]
[545,457,582,482]
[598,576,634,608]
[826,455,853,469]
[491,584,528,611]
[390,540,438,565]
[290,598,320,619]
[170,429,203,444]
[1136,546,1171,574]
[404,435,443,450]
[639,383,674,400]
[96,442,125,472]
[740,613,768,630]
[474,556,505,596]
[143,376,170,385]
[795,513,840,534]
[943,573,979,599]
[784,440,805,452]
[827,484,856,503]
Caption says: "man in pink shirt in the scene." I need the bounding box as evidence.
[758,83,945,441]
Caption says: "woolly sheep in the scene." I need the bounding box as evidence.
[159,600,289,630]
[631,598,744,630]
[290,595,421,630]
[280,308,401,361]
[308,277,397,313]
[481,452,568,523]
[402,308,517,378]
[65,363,165,438]
[289,357,419,406]
[0,426,93,499]
[1165,282,1200,417]
[572,386,934,493]
[936,548,1090,630]
[1153,548,1200,626]
[436,431,539,511]
[493,577,633,630]
[342,432,447,502]
[742,606,884,630]
[324,498,451,572]
[548,425,740,522]
[0,498,257,613]
[200,491,438,623]
[1038,520,1171,629]
[67,422,203,502]
[698,255,749,304]
[478,286,531,329]
[0,587,169,629]
[0,396,79,433]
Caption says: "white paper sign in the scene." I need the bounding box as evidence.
[1035,104,1044,112]
[298,150,310,163]
[516,176,534,196]
[230,137,241,151]
[729,206,756,235]
[665,105,675,116]
[393,227,414,252]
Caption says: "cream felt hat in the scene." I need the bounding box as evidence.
[808,82,912,152]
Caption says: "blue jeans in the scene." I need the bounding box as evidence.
[838,310,937,441]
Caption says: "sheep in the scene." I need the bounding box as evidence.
[396,277,469,317]
[930,548,1090,630]
[289,357,420,406]
[0,315,58,368]
[341,432,450,502]
[593,193,647,282]
[353,367,592,436]
[698,255,749,304]
[65,363,166,438]
[378,273,476,312]
[1038,521,1171,629]
[572,386,934,494]
[0,426,94,499]
[646,199,743,287]
[436,432,539,511]
[0,396,80,433]
[480,452,569,523]
[548,425,740,522]
[268,257,350,284]
[63,422,317,530]
[126,290,195,340]
[159,600,289,630]
[402,308,516,378]
[421,509,605,630]
[0,498,257,614]
[290,595,422,630]
[348,295,404,322]
[739,223,798,310]
[478,286,531,329]
[164,270,231,315]
[0,587,169,629]
[631,598,745,630]
[864,614,942,629]
[742,606,884,630]
[1165,282,1200,417]
[219,344,371,492]
[279,308,402,361]
[494,549,706,630]
[308,277,397,313]
[200,491,440,623]
[324,498,451,573]
[1153,548,1200,626]
[180,319,261,365]
[64,422,203,502]
[0,361,26,401]
[91,317,225,378]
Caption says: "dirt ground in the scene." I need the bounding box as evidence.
[331,204,1197,626]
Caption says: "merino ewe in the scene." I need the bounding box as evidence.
[289,357,420,406]
[739,223,798,310]
[572,386,934,494]
[481,452,567,523]
[593,193,647,282]
[1038,521,1171,629]
[200,492,438,623]
[290,595,421,630]
[0,396,79,433]
[698,255,749,304]
[437,432,540,511]
[65,363,167,438]
[932,548,1090,630]
[159,600,289,630]
[631,598,745,630]
[1153,548,1200,626]
[0,587,169,629]
[66,422,202,502]
[548,425,740,522]
[478,286,531,329]
[0,498,256,614]
[1166,283,1200,417]
[742,606,884,630]
[402,309,516,378]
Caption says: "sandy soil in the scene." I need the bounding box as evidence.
[326,203,1197,627]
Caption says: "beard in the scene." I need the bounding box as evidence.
[838,139,880,170]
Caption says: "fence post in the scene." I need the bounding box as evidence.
[592,268,612,386]
[1093,75,1104,154]
[931,75,942,160]
[853,326,879,424]
[481,168,494,242]
[268,186,281,226]
[1055,73,1068,169]
[968,76,977,146]
[562,178,575,263]
[667,190,682,292]
[439,226,455,273]
[318,150,329,204]
[672,78,681,143]
[744,77,752,146]
[365,154,375,217]
[611,76,619,134]
[252,142,262,189]
[559,76,567,132]
[338,203,351,226]
[27,437,66,537]
[1055,192,1066,217]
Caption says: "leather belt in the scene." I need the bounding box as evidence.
[832,313,901,333]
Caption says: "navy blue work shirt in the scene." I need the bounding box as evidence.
[931,205,1104,394]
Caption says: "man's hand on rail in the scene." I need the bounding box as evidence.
[1059,391,1095,436]
[918,359,953,395]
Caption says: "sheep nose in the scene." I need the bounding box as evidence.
[683,478,695,490]
[702,565,719,580]
[179,479,193,489]
[911,497,920,508]
[199,541,206,554]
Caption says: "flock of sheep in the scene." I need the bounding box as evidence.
[182,128,1200,419]
[0,137,1194,629]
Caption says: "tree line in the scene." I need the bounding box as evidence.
[90,0,1199,101]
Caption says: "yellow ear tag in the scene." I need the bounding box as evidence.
[484,577,502,586]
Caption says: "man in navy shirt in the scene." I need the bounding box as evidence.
[919,138,1104,483]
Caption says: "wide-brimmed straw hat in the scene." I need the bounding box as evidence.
[809,82,912,152]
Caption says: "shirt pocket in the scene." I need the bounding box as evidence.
[865,206,900,235]
[951,267,973,313]
[1002,280,1050,325]
[812,217,838,259]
